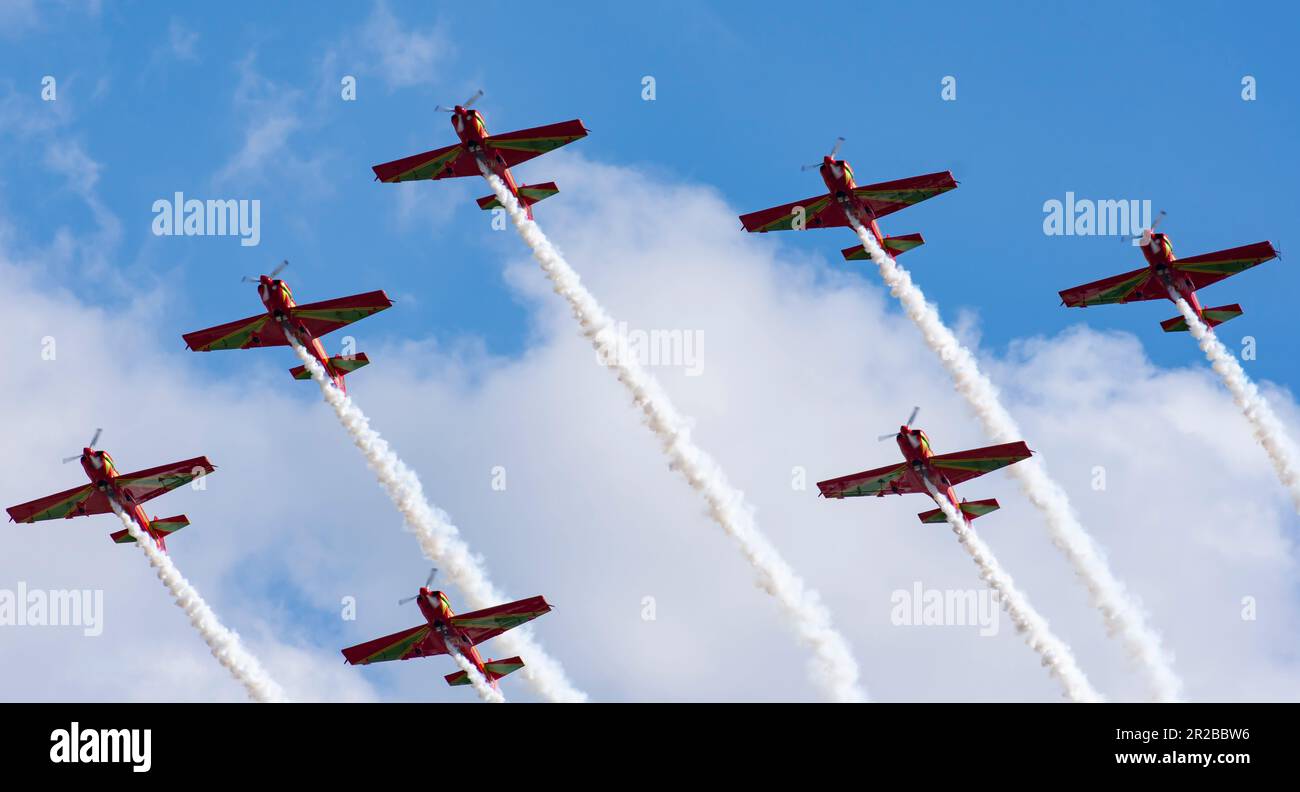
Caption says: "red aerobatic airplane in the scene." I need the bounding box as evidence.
[5,429,215,552]
[371,89,588,219]
[341,569,553,692]
[181,261,393,394]
[816,408,1032,524]
[739,138,958,261]
[1059,212,1279,332]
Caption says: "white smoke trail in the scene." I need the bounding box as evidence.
[921,483,1102,702]
[447,648,506,703]
[484,171,867,702]
[110,504,288,702]
[849,219,1182,701]
[1170,293,1300,513]
[286,338,587,703]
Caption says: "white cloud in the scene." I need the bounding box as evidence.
[0,0,102,39]
[359,1,451,90]
[2,153,1299,702]
[212,55,331,195]
[0,0,39,35]
[167,18,199,61]
[39,139,122,279]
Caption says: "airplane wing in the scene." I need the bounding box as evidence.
[113,456,216,506]
[6,483,112,523]
[738,193,846,232]
[1058,266,1163,307]
[341,624,440,665]
[182,313,287,351]
[289,290,394,339]
[450,595,553,646]
[484,119,588,169]
[927,441,1033,486]
[852,171,958,219]
[372,142,477,183]
[816,462,919,498]
[1171,241,1278,290]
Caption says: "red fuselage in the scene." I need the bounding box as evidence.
[255,275,338,388]
[818,156,885,245]
[1139,232,1205,318]
[890,426,961,511]
[449,106,525,201]
[77,448,164,549]
[416,587,491,685]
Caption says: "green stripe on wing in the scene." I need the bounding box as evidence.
[197,315,273,351]
[757,196,833,232]
[488,135,584,154]
[364,626,432,664]
[1082,270,1152,305]
[23,486,94,522]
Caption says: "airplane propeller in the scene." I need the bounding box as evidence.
[877,407,920,441]
[397,568,439,605]
[436,89,483,113]
[1127,210,1167,246]
[801,137,845,171]
[63,428,102,463]
[242,259,288,283]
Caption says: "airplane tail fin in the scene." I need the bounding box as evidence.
[841,233,926,261]
[917,498,1000,524]
[1160,304,1243,332]
[111,514,190,545]
[444,656,525,687]
[290,353,371,388]
[477,182,560,214]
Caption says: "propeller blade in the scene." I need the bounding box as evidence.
[877,433,896,442]
[61,455,81,464]
[1135,209,1167,247]
[425,568,439,588]
[905,406,919,426]
[463,89,483,108]
[269,259,289,278]
[88,428,102,449]
[800,162,822,172]
[398,595,418,606]
[828,136,845,160]
[433,105,455,113]
[240,275,258,283]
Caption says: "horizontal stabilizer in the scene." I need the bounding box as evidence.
[444,656,525,686]
[841,233,926,261]
[110,514,189,544]
[290,352,371,380]
[1161,304,1243,332]
[918,498,1000,524]
[477,182,560,211]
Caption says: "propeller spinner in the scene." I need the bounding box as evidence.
[436,89,483,113]
[802,137,845,171]
[1130,209,1166,247]
[397,568,439,605]
[877,407,920,441]
[244,259,289,283]
[63,428,102,463]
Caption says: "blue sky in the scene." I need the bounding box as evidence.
[2,2,1299,703]
[3,1,1295,381]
